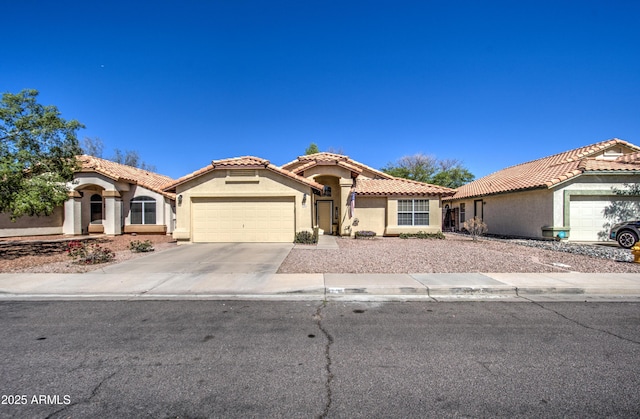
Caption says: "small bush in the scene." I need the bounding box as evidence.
[294,231,317,244]
[399,231,445,240]
[67,241,115,264]
[354,230,376,239]
[463,217,488,241]
[129,240,154,253]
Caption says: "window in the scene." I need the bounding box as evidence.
[130,196,156,224]
[398,199,429,226]
[90,194,103,223]
[459,203,466,223]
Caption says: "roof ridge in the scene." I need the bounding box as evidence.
[78,154,173,180]
[164,155,323,192]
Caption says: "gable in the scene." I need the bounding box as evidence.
[164,156,324,194]
[281,152,394,180]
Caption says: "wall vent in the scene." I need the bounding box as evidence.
[229,169,256,177]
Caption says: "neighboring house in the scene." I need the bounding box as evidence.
[63,155,176,236]
[0,155,176,238]
[164,152,454,243]
[445,139,640,241]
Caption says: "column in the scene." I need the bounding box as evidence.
[339,178,355,236]
[103,190,122,235]
[62,191,82,235]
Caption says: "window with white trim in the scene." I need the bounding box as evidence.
[459,203,466,223]
[398,199,429,226]
[130,196,156,224]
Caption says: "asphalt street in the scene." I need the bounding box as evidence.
[0,301,638,418]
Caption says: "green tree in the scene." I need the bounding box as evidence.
[0,89,83,219]
[382,153,474,188]
[305,142,319,155]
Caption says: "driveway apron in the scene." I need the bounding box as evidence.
[100,243,294,274]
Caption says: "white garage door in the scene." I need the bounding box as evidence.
[569,196,610,241]
[192,197,295,243]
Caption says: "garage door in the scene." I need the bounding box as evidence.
[191,197,295,242]
[569,196,611,241]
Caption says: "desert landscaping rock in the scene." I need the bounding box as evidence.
[2,233,639,274]
[278,234,640,274]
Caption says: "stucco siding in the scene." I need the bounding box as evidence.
[0,207,64,238]
[353,197,386,236]
[480,189,553,238]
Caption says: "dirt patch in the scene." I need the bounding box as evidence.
[0,235,177,273]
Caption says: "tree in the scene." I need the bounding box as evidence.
[0,89,83,219]
[382,153,474,188]
[111,148,157,172]
[82,137,157,172]
[326,146,345,155]
[305,142,319,155]
[82,137,104,158]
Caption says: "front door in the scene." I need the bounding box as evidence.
[317,201,333,234]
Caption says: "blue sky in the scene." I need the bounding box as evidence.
[3,1,639,180]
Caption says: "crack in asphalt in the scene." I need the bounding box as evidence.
[45,371,117,419]
[517,292,640,345]
[313,303,334,418]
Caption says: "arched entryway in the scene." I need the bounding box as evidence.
[313,175,342,235]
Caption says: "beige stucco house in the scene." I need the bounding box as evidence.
[164,152,455,243]
[0,155,176,238]
[445,139,640,241]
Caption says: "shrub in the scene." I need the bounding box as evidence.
[294,231,317,244]
[463,217,488,241]
[129,240,154,253]
[354,230,376,239]
[399,231,445,240]
[67,241,115,264]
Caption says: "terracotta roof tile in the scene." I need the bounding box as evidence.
[163,156,324,192]
[580,158,640,172]
[77,155,175,198]
[355,178,455,196]
[450,139,640,200]
[615,151,640,164]
[281,152,394,179]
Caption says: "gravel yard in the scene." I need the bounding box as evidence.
[278,234,640,274]
[0,235,177,273]
[2,233,639,274]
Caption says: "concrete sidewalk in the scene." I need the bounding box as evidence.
[1,271,639,302]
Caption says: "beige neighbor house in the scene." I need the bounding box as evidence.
[164,152,455,243]
[0,155,176,238]
[444,139,640,242]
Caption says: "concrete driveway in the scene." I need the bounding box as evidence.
[100,243,294,274]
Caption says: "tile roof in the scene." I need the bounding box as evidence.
[163,156,324,192]
[449,139,640,200]
[355,178,455,196]
[281,152,394,179]
[77,155,175,198]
